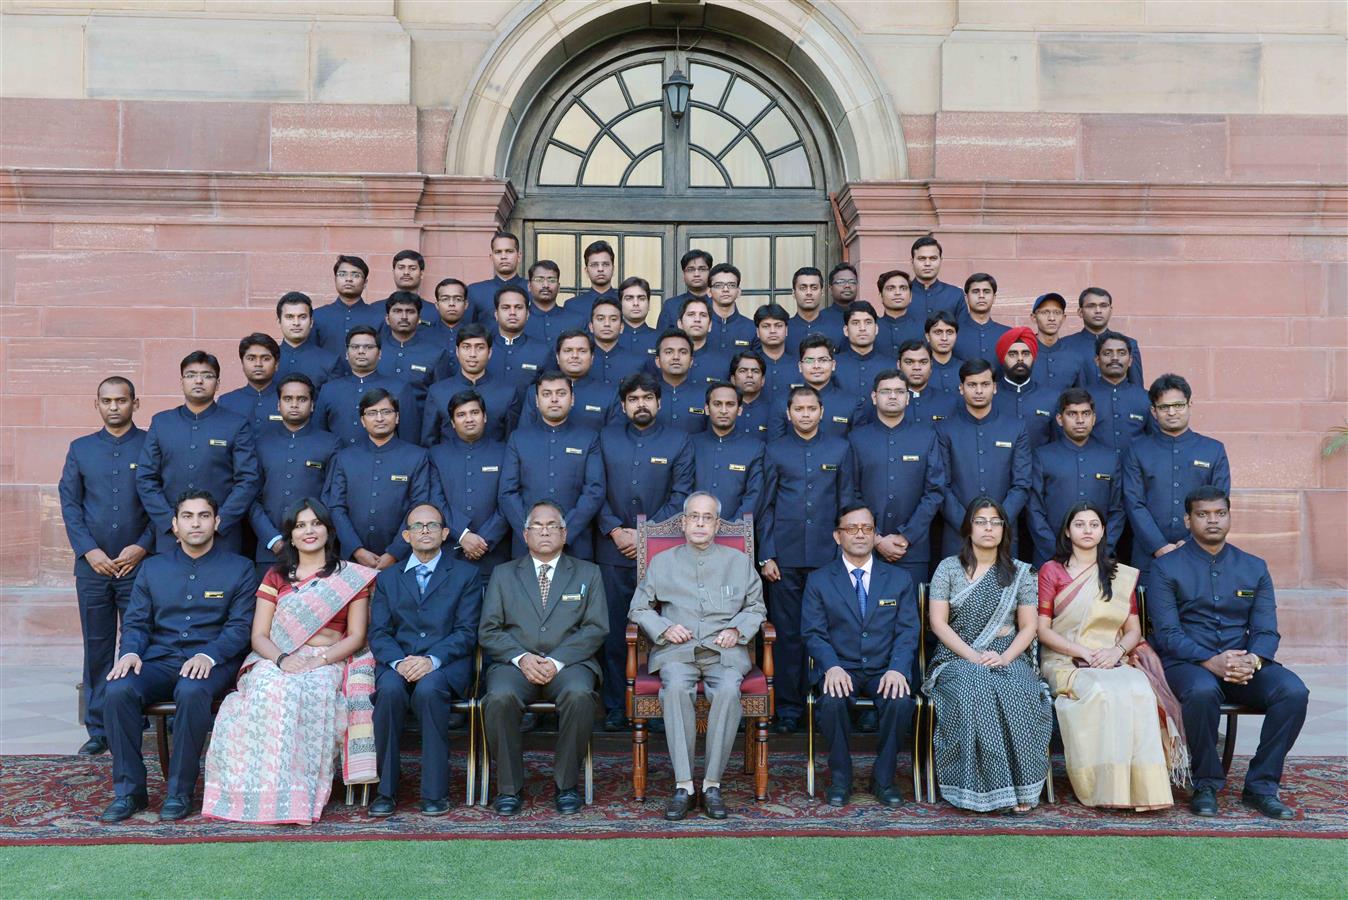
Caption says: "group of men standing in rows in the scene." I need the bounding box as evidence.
[66,231,1271,821]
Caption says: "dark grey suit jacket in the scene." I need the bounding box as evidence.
[478,554,608,678]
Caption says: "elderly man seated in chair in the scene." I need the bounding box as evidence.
[628,491,767,821]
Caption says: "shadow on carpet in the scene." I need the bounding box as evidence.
[2,752,1344,845]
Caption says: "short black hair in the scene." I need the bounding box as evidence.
[392,249,425,270]
[528,259,561,280]
[590,297,622,317]
[877,269,911,293]
[455,322,492,348]
[345,325,380,349]
[872,368,908,391]
[728,350,766,378]
[97,375,136,401]
[843,301,877,327]
[963,272,997,295]
[708,262,740,285]
[679,295,711,319]
[925,310,959,334]
[275,291,312,318]
[911,235,942,257]
[704,379,741,406]
[491,230,521,251]
[1185,485,1230,514]
[583,239,615,263]
[448,389,485,418]
[619,370,661,402]
[238,332,279,360]
[435,277,467,298]
[533,368,571,393]
[958,358,994,382]
[680,249,713,270]
[657,327,693,353]
[276,372,316,401]
[617,275,650,297]
[494,284,529,309]
[828,262,858,284]
[1057,387,1094,413]
[1094,329,1131,356]
[384,290,423,314]
[797,333,835,360]
[1149,373,1193,405]
[333,254,369,277]
[834,503,873,528]
[174,489,218,516]
[792,266,823,288]
[179,350,220,377]
[1079,286,1113,308]
[897,339,929,359]
[787,384,821,405]
[754,303,790,326]
[358,388,398,414]
[555,329,594,354]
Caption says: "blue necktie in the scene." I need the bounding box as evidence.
[852,567,867,619]
[415,564,431,596]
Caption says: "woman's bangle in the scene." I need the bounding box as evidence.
[274,651,289,668]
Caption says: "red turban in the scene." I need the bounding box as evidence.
[995,326,1038,362]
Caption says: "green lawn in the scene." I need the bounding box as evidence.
[2,836,1344,898]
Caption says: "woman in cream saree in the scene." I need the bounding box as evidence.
[1037,502,1188,810]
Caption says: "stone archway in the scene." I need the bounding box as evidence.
[444,0,906,183]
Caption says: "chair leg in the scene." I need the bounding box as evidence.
[910,702,922,803]
[360,784,371,806]
[155,714,170,779]
[1221,711,1239,774]
[465,702,477,807]
[1044,744,1056,804]
[344,783,353,805]
[632,717,647,802]
[478,703,491,807]
[805,696,815,798]
[754,717,769,801]
[584,739,594,806]
[924,703,937,804]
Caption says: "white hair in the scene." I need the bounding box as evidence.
[683,491,722,517]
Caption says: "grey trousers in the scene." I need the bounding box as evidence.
[659,647,743,785]
[481,663,599,797]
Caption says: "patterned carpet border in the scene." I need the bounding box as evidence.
[2,752,1344,846]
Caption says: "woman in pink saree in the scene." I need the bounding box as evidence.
[203,499,378,824]
[1036,502,1189,810]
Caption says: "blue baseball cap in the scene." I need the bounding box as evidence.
[1032,292,1066,312]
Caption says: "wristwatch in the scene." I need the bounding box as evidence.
[1250,655,1263,671]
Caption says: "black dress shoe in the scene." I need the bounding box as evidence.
[158,795,191,822]
[869,781,905,808]
[519,712,538,733]
[77,737,108,756]
[493,793,523,816]
[856,709,879,733]
[825,784,851,807]
[604,710,629,732]
[703,786,728,820]
[99,794,147,823]
[773,717,799,735]
[420,798,451,816]
[1242,790,1295,820]
[664,788,692,821]
[1190,786,1219,817]
[368,795,396,817]
[555,787,583,814]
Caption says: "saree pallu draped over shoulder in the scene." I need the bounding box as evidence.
[203,562,378,824]
[1040,561,1187,810]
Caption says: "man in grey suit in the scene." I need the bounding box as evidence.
[629,491,766,821]
[479,500,607,816]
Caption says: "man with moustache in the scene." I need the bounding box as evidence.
[768,335,863,440]
[523,260,584,346]
[314,255,384,351]
[657,249,714,330]
[1028,388,1125,565]
[1122,374,1231,579]
[467,232,530,325]
[498,372,605,560]
[874,270,925,358]
[377,292,453,411]
[313,326,420,447]
[786,266,844,356]
[384,250,431,324]
[595,372,695,729]
[421,323,522,445]
[752,304,798,409]
[704,263,757,354]
[137,351,260,555]
[60,376,155,756]
[99,491,255,823]
[324,389,432,570]
[908,235,965,321]
[990,327,1059,450]
[953,273,1011,366]
[275,292,337,389]
[219,333,281,433]
[674,296,734,388]
[519,330,618,433]
[1062,287,1144,387]
[897,340,957,426]
[651,329,708,435]
[833,302,892,401]
[248,373,342,579]
[727,351,772,439]
[428,390,511,573]
[691,381,765,521]
[1080,331,1151,452]
[424,277,470,359]
[588,297,644,387]
[485,286,552,396]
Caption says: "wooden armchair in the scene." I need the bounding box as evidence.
[624,513,775,801]
[804,582,932,802]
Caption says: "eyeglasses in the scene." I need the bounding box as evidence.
[335,271,364,280]
[684,513,717,524]
[972,517,1005,528]
[837,524,875,536]
[406,522,443,533]
[1153,401,1189,413]
[709,281,738,290]
[530,277,560,285]
[182,371,218,381]
[830,279,858,287]
[875,388,908,398]
[362,408,397,419]
[801,356,832,366]
[526,523,563,534]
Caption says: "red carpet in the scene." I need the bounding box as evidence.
[2,752,1343,845]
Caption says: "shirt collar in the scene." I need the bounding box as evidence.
[405,551,443,574]
[844,555,874,581]
[531,555,561,579]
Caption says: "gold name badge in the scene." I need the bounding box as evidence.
[305,461,324,469]
[411,364,427,372]
[729,463,747,472]
[560,593,582,602]
[585,405,602,412]
[128,463,138,469]
[878,598,897,607]
[203,591,224,599]
[482,465,499,473]
[690,407,705,414]
[1236,589,1255,598]
[735,339,750,347]
[902,455,920,462]
[1129,413,1145,421]
[1194,460,1211,468]
[650,457,668,465]
[565,447,583,455]
[821,464,838,471]
[1095,473,1111,480]
[390,474,409,482]
[269,414,283,421]
[521,363,538,370]
[832,416,849,424]
[209,439,228,447]
[995,440,1013,449]
[1035,409,1051,417]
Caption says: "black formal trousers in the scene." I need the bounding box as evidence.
[75,568,135,739]
[768,566,813,721]
[481,663,599,797]
[1165,661,1309,796]
[816,671,916,790]
[373,665,455,802]
[598,562,638,714]
[104,657,236,800]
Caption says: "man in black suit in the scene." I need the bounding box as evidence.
[479,500,608,816]
[802,504,920,808]
[367,503,483,817]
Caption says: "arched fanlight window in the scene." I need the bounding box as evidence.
[686,61,812,189]
[539,62,665,187]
